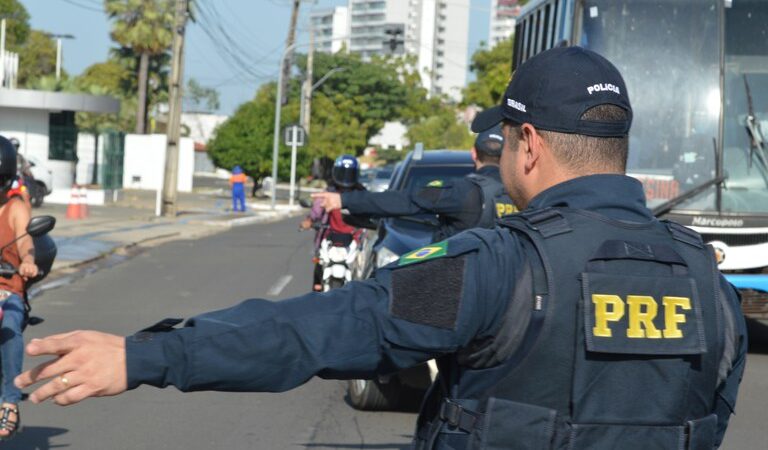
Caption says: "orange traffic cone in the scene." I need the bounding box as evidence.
[66,185,81,219]
[78,186,89,219]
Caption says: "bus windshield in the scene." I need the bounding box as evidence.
[580,0,721,210]
[719,0,768,214]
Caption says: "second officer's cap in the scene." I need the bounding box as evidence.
[474,123,505,156]
[472,46,632,137]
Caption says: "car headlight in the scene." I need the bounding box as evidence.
[376,246,400,268]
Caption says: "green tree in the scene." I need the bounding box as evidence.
[462,38,514,108]
[105,0,174,134]
[76,59,137,132]
[0,0,30,50]
[185,78,220,112]
[17,30,58,87]
[407,108,474,150]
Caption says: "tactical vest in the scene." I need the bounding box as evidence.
[415,208,726,450]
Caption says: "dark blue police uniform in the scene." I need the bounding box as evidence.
[343,165,512,239]
[125,175,746,449]
[125,47,747,449]
[341,125,515,240]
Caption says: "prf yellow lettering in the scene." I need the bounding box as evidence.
[626,296,662,338]
[591,294,691,339]
[662,296,691,338]
[592,294,624,337]
[496,204,518,218]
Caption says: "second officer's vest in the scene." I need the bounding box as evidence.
[418,207,726,450]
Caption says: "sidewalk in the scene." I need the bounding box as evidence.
[38,189,305,274]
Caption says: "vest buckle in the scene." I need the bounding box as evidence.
[439,399,481,432]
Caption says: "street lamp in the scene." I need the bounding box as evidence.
[270,36,349,209]
[299,67,345,134]
[46,33,75,80]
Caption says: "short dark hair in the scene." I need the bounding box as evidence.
[476,139,502,165]
[504,105,629,173]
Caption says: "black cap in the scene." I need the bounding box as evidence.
[472,46,632,137]
[474,123,504,156]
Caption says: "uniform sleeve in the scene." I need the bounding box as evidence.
[713,277,748,447]
[125,229,520,393]
[341,190,426,217]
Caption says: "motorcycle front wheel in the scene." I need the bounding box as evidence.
[328,278,345,290]
[347,378,402,411]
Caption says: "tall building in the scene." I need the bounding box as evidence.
[310,6,349,54]
[489,0,520,47]
[344,0,469,102]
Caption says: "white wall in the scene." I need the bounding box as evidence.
[123,134,194,192]
[369,121,409,150]
[75,132,106,186]
[0,107,78,190]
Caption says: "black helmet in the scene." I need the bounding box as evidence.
[0,136,18,191]
[8,137,19,150]
[332,154,359,188]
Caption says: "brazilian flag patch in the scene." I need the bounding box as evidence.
[399,241,448,266]
[426,179,444,187]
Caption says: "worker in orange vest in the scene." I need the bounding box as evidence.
[229,166,247,212]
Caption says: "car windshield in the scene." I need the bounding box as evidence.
[401,165,475,194]
[580,0,720,211]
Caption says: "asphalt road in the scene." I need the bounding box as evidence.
[10,217,414,450]
[6,216,767,449]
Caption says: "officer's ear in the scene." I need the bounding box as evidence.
[520,123,542,172]
[470,147,478,163]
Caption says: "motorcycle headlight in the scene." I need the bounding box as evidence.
[375,246,400,268]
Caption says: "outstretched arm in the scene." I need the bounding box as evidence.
[16,229,519,405]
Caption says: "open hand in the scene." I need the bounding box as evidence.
[310,192,342,212]
[15,330,128,406]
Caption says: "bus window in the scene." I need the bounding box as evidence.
[580,0,720,211]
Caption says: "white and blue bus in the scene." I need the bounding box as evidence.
[513,0,768,317]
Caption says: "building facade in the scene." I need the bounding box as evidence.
[489,0,520,47]
[322,0,469,102]
[310,6,349,54]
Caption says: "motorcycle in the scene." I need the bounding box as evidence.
[317,232,359,291]
[0,216,57,325]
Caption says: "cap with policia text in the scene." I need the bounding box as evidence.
[474,123,505,156]
[472,46,632,137]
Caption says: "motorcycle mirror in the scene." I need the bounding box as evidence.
[298,197,313,208]
[27,216,56,237]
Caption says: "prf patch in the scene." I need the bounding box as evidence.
[399,241,447,266]
[582,272,706,355]
[426,179,444,188]
[495,203,517,218]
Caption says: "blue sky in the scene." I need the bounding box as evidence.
[22,0,493,115]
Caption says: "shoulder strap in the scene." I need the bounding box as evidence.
[662,220,704,248]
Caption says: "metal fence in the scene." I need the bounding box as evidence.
[101,130,125,190]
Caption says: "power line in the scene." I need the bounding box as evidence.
[58,0,103,13]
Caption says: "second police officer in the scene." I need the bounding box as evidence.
[312,125,516,240]
[17,47,747,450]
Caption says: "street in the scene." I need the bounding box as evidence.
[4,216,767,449]
[10,217,414,450]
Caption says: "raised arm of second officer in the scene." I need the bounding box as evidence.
[313,126,516,238]
[16,47,746,449]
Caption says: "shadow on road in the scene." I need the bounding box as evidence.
[5,426,68,449]
[747,319,768,354]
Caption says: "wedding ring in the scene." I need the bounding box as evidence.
[60,375,69,387]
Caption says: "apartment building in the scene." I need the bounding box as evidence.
[310,6,350,54]
[489,0,520,47]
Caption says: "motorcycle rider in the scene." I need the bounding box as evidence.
[0,136,38,441]
[301,155,366,291]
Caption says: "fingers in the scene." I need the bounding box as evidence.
[53,384,92,407]
[27,372,79,404]
[25,332,81,356]
[15,355,77,389]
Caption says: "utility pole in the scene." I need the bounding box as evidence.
[280,0,301,105]
[0,19,6,88]
[300,27,314,133]
[161,0,189,217]
[47,33,75,81]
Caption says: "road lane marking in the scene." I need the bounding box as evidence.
[268,275,293,296]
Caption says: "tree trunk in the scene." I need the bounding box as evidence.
[91,132,99,185]
[135,52,150,134]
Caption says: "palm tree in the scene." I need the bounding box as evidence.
[105,0,174,134]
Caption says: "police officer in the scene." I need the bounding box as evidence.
[16,47,747,449]
[312,126,515,240]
